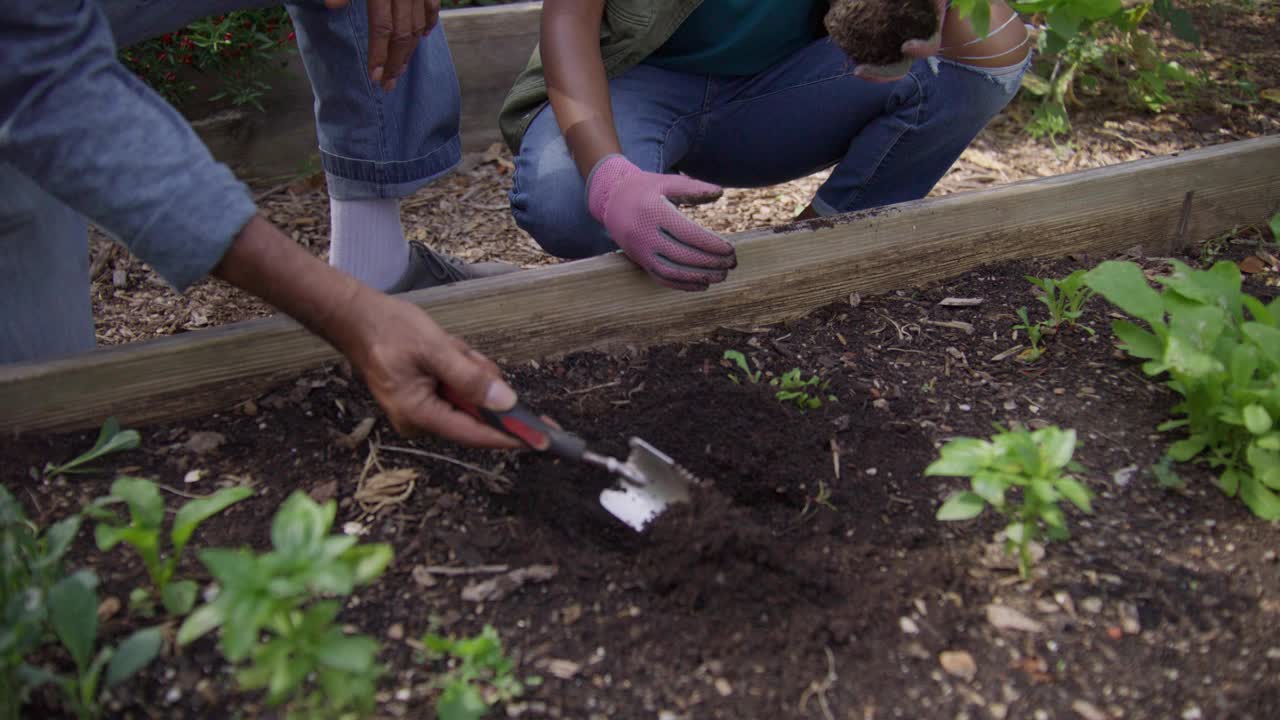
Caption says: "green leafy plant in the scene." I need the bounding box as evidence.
[1013,307,1047,361]
[2,486,160,720]
[1269,211,1279,243]
[422,625,540,720]
[1027,269,1097,334]
[1084,259,1280,519]
[86,477,252,616]
[178,491,392,719]
[1,486,81,720]
[119,9,297,109]
[928,425,1093,577]
[722,350,762,384]
[43,418,140,478]
[771,368,836,410]
[951,0,1201,138]
[27,572,164,720]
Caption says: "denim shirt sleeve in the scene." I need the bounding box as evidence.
[0,0,259,291]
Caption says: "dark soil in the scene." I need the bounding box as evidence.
[825,0,939,66]
[6,238,1280,719]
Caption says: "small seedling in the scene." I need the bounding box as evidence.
[799,480,836,522]
[43,418,139,478]
[86,477,252,616]
[1269,211,1279,243]
[26,571,163,720]
[1027,270,1096,334]
[927,425,1094,577]
[421,625,540,720]
[1013,307,1046,362]
[178,491,392,718]
[771,368,836,411]
[722,350,761,384]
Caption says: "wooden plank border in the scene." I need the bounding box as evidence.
[4,136,1279,435]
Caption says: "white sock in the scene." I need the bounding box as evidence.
[328,197,410,292]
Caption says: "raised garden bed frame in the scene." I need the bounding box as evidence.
[2,135,1279,435]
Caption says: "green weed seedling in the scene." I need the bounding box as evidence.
[178,491,392,719]
[722,350,761,384]
[43,418,140,478]
[422,625,540,720]
[1085,259,1280,519]
[86,477,252,616]
[927,425,1094,577]
[1027,269,1096,334]
[2,486,160,720]
[771,368,836,411]
[1269,211,1279,243]
[1013,307,1046,362]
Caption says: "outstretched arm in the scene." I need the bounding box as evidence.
[1,1,520,448]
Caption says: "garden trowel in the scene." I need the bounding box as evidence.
[443,388,696,531]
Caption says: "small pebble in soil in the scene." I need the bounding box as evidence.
[900,617,921,635]
[164,687,182,704]
[1081,597,1104,614]
[939,650,977,681]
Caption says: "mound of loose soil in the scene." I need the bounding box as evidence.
[825,0,939,67]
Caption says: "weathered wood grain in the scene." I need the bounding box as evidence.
[3,136,1278,435]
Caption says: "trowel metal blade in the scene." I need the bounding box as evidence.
[598,437,695,532]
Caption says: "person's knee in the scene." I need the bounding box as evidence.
[510,139,614,259]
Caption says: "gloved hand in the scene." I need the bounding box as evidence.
[586,154,737,292]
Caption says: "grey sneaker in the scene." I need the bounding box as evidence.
[387,241,519,293]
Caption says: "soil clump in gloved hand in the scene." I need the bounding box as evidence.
[825,0,941,67]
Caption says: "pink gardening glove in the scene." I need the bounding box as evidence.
[586,155,737,292]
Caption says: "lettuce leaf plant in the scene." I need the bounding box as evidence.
[178,491,392,719]
[86,477,252,616]
[1084,260,1280,520]
[422,625,539,720]
[927,425,1093,577]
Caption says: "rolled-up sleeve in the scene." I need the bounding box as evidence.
[0,0,259,291]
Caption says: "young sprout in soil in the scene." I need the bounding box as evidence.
[85,476,252,616]
[1084,259,1280,520]
[1269,211,1279,243]
[420,624,540,720]
[722,349,761,384]
[927,425,1094,578]
[1027,270,1097,335]
[42,418,140,479]
[799,480,837,523]
[771,368,837,411]
[1013,307,1046,362]
[177,491,392,718]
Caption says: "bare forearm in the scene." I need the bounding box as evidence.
[542,0,621,178]
[212,215,369,356]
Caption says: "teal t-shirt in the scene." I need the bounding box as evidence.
[646,0,824,76]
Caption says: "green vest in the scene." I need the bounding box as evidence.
[499,0,704,153]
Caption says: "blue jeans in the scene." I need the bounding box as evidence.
[510,39,1028,259]
[0,0,460,364]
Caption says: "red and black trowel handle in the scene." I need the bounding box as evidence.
[443,386,588,461]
